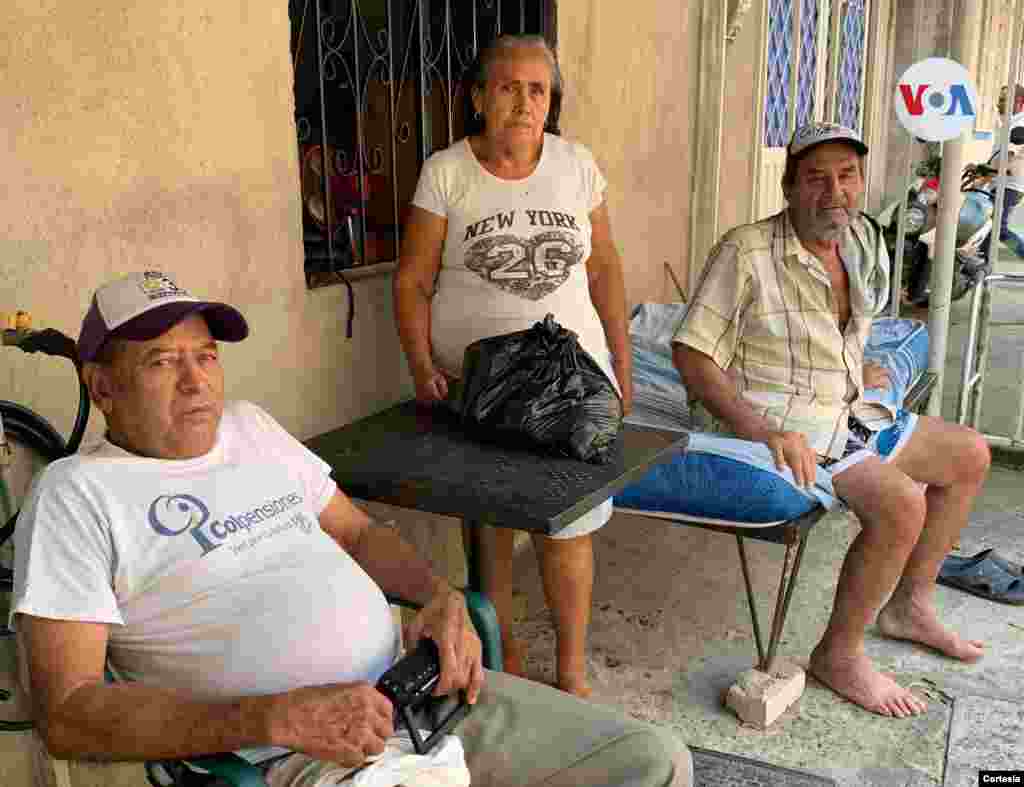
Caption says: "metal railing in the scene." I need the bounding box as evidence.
[290,0,551,288]
[957,272,1024,449]
[952,0,1024,435]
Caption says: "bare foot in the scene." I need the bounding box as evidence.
[877,597,985,662]
[809,644,927,717]
[502,635,527,678]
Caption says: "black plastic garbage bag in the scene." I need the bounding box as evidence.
[459,314,623,464]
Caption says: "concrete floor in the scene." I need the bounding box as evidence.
[2,239,1023,787]
[504,467,1023,787]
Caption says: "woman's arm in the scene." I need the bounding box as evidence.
[586,202,633,414]
[393,206,449,402]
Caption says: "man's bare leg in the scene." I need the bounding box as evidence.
[876,416,989,662]
[532,532,595,698]
[810,455,930,717]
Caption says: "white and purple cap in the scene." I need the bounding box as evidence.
[788,121,869,159]
[78,271,249,363]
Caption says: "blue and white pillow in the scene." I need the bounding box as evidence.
[615,433,833,524]
[863,317,930,419]
[615,305,929,525]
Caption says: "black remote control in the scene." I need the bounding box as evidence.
[376,637,441,707]
[375,638,471,755]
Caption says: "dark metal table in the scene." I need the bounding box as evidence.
[305,400,688,587]
[305,400,687,671]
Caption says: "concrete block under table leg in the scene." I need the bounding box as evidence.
[725,660,806,729]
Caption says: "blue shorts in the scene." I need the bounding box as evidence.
[817,410,919,477]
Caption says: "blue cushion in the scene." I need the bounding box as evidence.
[617,310,930,525]
[614,450,817,524]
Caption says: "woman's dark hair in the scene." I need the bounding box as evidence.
[462,34,562,137]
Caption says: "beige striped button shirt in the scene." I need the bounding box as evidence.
[673,209,891,459]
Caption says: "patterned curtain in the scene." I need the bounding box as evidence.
[763,0,793,146]
[795,0,819,129]
[836,0,866,131]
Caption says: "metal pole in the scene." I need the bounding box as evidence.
[926,0,982,417]
[969,278,993,427]
[1014,348,1024,442]
[313,0,334,267]
[989,0,1024,283]
[957,278,985,424]
[416,0,433,163]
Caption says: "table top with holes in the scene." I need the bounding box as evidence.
[304,400,688,535]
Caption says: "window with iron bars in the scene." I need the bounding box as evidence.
[289,0,556,290]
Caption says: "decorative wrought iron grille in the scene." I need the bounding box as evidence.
[289,0,554,289]
[763,0,793,147]
[836,0,865,131]
[795,0,818,129]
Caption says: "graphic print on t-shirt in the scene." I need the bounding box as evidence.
[463,209,585,301]
[146,485,312,558]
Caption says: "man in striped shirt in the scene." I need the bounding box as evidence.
[672,122,991,718]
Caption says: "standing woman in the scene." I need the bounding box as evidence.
[393,34,632,697]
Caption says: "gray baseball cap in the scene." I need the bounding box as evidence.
[78,271,248,363]
[788,121,869,158]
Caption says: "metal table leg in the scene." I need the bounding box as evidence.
[735,526,811,673]
[736,534,766,668]
[762,530,808,672]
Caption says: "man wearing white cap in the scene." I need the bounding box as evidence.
[12,271,692,785]
[672,123,991,717]
[987,83,1024,258]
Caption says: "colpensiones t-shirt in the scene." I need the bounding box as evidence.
[12,401,399,699]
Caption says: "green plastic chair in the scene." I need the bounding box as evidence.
[142,588,501,787]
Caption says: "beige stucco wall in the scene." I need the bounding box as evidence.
[0,0,703,611]
[1,1,702,448]
[1,1,411,450]
[717,4,763,238]
[0,1,469,589]
[557,0,699,300]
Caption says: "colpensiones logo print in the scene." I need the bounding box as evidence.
[464,230,585,301]
[147,491,304,556]
[148,494,209,537]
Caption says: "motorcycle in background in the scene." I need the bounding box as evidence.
[876,162,997,307]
